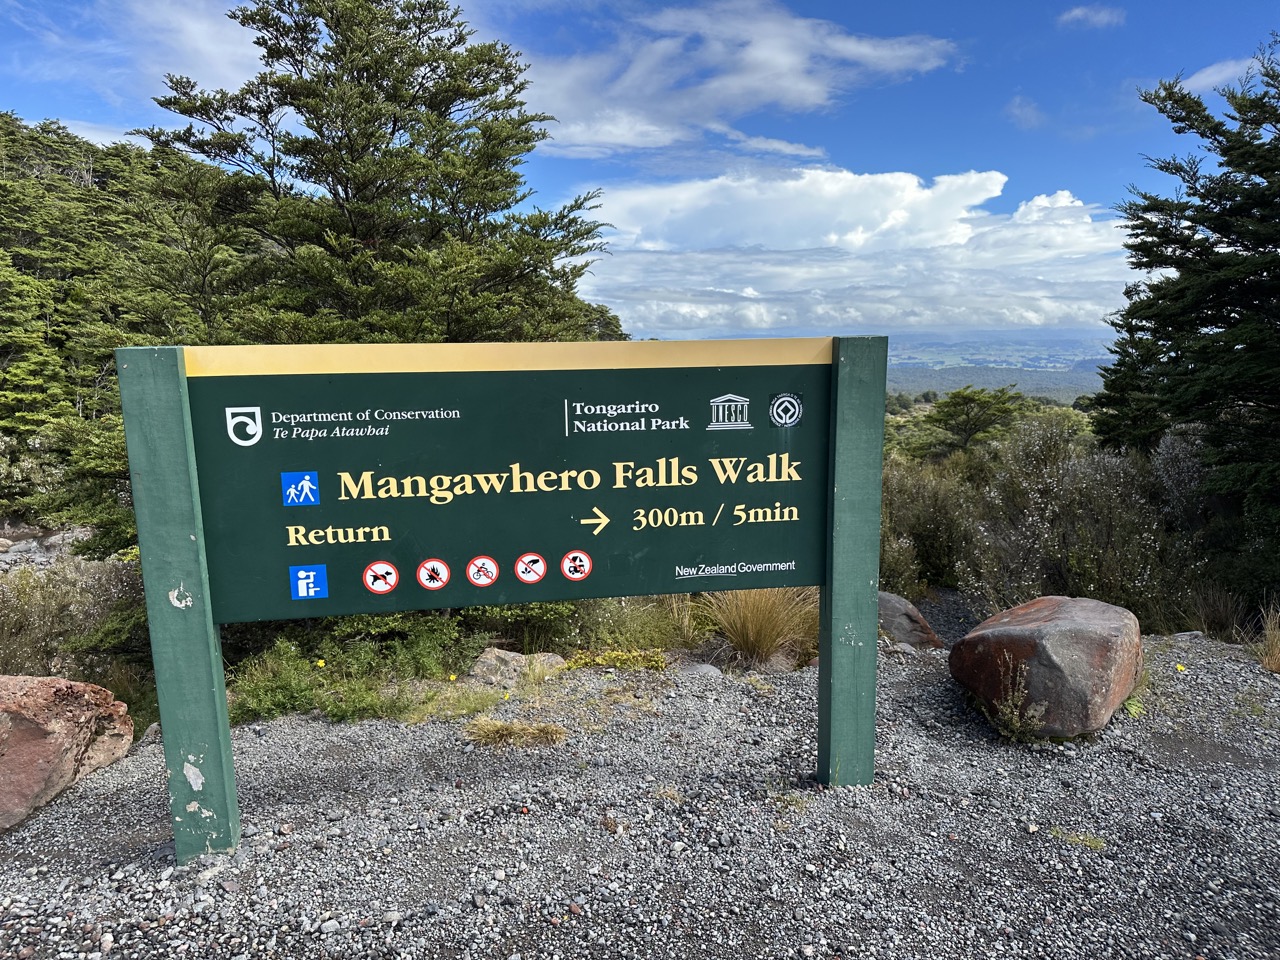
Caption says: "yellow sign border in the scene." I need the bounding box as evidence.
[183,338,835,377]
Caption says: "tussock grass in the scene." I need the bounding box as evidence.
[462,717,567,747]
[1248,603,1280,673]
[698,587,819,666]
[1189,583,1248,641]
[418,685,502,721]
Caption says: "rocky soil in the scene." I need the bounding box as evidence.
[2,631,1278,960]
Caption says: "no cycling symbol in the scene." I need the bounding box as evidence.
[467,555,499,587]
[515,552,546,584]
[417,558,450,591]
[363,561,399,594]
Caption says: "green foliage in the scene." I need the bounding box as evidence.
[985,651,1048,742]
[567,648,668,671]
[881,401,1196,629]
[459,600,585,654]
[0,558,144,675]
[137,0,622,346]
[960,413,1194,627]
[880,450,979,595]
[922,384,1027,453]
[1095,39,1280,600]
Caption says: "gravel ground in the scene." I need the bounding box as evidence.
[2,632,1279,960]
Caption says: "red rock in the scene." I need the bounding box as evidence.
[948,596,1142,738]
[0,676,134,830]
[878,591,943,649]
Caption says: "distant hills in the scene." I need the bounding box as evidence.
[883,330,1112,403]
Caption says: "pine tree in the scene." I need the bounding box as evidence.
[1094,37,1280,592]
[136,0,623,344]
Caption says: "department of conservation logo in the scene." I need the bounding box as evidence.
[768,393,803,428]
[225,406,263,446]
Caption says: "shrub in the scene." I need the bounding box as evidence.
[880,451,978,594]
[458,601,585,654]
[0,557,144,675]
[698,587,819,667]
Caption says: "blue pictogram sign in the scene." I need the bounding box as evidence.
[290,564,328,599]
[281,471,320,506]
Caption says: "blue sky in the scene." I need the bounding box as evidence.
[1,1,1275,340]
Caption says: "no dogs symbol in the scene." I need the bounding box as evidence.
[363,561,399,594]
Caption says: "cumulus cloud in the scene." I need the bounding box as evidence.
[1004,95,1046,130]
[1183,57,1254,93]
[579,167,1128,339]
[1057,6,1126,29]
[525,0,956,158]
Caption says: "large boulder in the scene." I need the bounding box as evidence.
[0,676,134,830]
[948,596,1142,738]
[878,591,943,649]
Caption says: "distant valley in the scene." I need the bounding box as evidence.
[884,331,1113,403]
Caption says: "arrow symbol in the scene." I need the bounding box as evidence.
[580,506,610,536]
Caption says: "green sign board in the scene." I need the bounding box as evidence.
[117,338,886,863]
[184,341,833,621]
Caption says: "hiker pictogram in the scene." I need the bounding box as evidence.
[417,558,451,590]
[363,561,399,594]
[561,550,592,581]
[281,471,320,506]
[515,552,546,584]
[467,555,499,587]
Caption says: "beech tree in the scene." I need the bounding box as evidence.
[136,0,623,344]
[1094,38,1280,591]
[923,385,1026,452]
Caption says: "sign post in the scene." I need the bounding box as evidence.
[117,337,885,861]
[117,349,240,861]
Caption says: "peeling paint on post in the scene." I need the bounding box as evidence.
[118,348,240,861]
[817,337,887,785]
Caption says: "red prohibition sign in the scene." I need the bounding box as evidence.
[417,558,450,590]
[467,555,499,587]
[515,552,547,584]
[363,561,399,594]
[561,549,592,581]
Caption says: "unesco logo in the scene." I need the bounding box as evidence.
[768,393,803,428]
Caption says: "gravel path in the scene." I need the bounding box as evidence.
[2,633,1279,960]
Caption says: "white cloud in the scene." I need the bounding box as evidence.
[525,0,956,158]
[1183,57,1254,94]
[0,1,259,105]
[60,120,149,146]
[1056,6,1126,29]
[1004,95,1046,130]
[579,167,1128,338]
[123,1,261,92]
